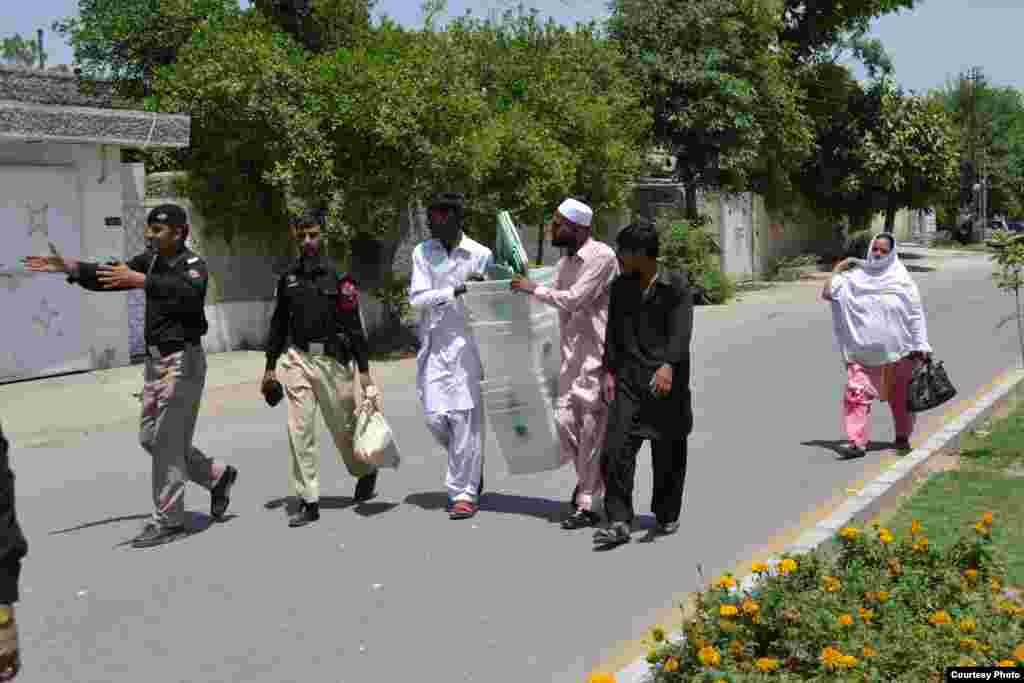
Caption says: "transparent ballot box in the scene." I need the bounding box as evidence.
[462,267,563,475]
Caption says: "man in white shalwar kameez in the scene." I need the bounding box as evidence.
[409,193,495,520]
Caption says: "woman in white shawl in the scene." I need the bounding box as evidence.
[822,233,932,458]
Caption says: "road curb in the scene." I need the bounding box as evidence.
[613,366,1024,683]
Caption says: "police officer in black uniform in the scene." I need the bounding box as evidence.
[262,209,380,528]
[23,204,239,548]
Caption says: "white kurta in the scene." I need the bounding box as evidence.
[409,235,495,414]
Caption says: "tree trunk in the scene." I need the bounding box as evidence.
[884,206,897,234]
[684,184,699,222]
[535,213,545,266]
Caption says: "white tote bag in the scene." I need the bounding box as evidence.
[353,398,401,470]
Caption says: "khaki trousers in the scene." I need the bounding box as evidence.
[280,347,370,503]
[140,345,221,528]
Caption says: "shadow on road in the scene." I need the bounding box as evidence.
[801,439,897,458]
[404,490,571,522]
[906,265,936,273]
[50,513,150,535]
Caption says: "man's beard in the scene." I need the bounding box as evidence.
[551,232,576,249]
[430,223,460,244]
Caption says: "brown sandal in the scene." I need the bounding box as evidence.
[449,500,478,520]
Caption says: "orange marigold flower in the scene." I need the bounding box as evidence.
[751,561,770,574]
[878,528,895,545]
[588,673,617,683]
[779,559,798,576]
[975,521,991,537]
[992,577,1003,593]
[959,618,977,634]
[663,656,680,673]
[888,560,903,577]
[697,645,721,667]
[965,569,979,582]
[997,660,1017,668]
[1014,642,1024,662]
[720,605,739,618]
[840,527,859,540]
[839,655,859,668]
[823,576,842,593]
[910,519,923,536]
[752,614,763,625]
[982,512,994,526]
[716,575,737,591]
[859,608,876,624]
[742,600,760,616]
[821,647,844,669]
[838,614,854,627]
[755,657,780,673]
[913,538,930,553]
[929,611,952,626]
[863,646,878,658]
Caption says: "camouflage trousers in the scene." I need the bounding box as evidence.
[140,344,225,528]
[280,347,371,504]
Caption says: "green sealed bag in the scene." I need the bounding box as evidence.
[492,210,529,279]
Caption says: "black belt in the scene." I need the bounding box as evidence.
[147,340,200,358]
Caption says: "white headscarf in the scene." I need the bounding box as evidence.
[829,233,932,365]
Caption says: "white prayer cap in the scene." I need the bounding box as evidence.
[556,198,593,228]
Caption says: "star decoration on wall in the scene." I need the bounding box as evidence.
[23,201,50,239]
[31,298,62,337]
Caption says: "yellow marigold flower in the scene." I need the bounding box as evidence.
[697,645,721,667]
[913,538,929,553]
[959,618,977,634]
[1014,642,1024,662]
[839,655,859,668]
[587,673,617,683]
[650,626,666,643]
[998,660,1017,668]
[823,576,842,593]
[838,614,854,627]
[982,512,994,526]
[859,608,875,624]
[910,519,923,536]
[960,638,979,651]
[840,527,859,540]
[981,643,994,654]
[878,528,894,545]
[779,558,798,575]
[877,591,890,603]
[929,611,952,626]
[992,577,1003,593]
[863,646,877,658]
[663,656,680,673]
[742,600,760,616]
[752,561,770,574]
[965,569,979,582]
[821,647,844,669]
[975,521,991,537]
[752,614,763,625]
[720,604,739,618]
[959,657,979,667]
[716,575,737,590]
[755,657,780,673]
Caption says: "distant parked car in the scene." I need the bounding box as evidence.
[1007,220,1024,233]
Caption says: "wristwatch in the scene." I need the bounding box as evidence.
[0,605,13,627]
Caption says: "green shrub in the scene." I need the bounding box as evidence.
[371,273,411,329]
[643,514,1024,681]
[766,254,821,282]
[659,218,734,305]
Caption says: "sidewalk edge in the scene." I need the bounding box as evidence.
[613,367,1024,683]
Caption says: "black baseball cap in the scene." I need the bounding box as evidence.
[147,204,189,226]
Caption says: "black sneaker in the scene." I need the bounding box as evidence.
[593,521,631,546]
[568,484,580,512]
[841,443,867,460]
[561,509,600,530]
[210,466,238,519]
[288,501,320,527]
[354,470,378,503]
[132,522,187,548]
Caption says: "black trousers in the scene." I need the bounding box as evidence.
[602,434,688,525]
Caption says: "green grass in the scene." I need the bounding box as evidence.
[883,406,1024,588]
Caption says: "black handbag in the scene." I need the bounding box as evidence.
[906,358,957,413]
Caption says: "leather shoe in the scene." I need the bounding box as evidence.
[354,470,378,503]
[132,522,186,548]
[289,501,320,527]
[656,521,680,536]
[210,466,238,519]
[561,509,600,530]
[593,522,631,546]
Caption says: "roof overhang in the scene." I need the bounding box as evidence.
[0,100,190,148]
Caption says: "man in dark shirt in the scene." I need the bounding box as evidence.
[0,423,27,680]
[23,204,239,548]
[593,222,694,547]
[262,210,380,528]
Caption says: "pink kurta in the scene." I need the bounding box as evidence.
[531,238,619,511]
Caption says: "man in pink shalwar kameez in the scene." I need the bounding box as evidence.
[512,198,620,529]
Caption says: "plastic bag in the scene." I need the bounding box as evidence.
[492,210,530,279]
[352,399,401,469]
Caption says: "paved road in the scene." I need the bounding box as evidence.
[8,249,1019,683]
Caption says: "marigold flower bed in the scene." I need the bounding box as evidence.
[635,514,1024,681]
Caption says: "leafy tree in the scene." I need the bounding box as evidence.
[781,0,919,64]
[609,0,813,218]
[53,0,241,98]
[251,0,376,53]
[2,33,46,69]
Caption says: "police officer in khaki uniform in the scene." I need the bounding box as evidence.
[262,210,380,527]
[23,204,239,548]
